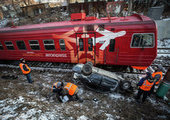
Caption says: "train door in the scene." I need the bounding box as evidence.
[105,39,118,64]
[76,33,95,64]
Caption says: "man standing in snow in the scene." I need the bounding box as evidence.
[135,72,155,103]
[19,58,33,83]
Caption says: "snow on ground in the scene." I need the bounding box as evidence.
[157,39,170,57]
[0,19,9,28]
[77,115,89,120]
[0,67,169,120]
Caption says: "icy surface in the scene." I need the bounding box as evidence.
[157,39,170,48]
[0,67,169,119]
[77,115,89,120]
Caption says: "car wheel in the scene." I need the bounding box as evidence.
[82,63,92,76]
[120,80,131,90]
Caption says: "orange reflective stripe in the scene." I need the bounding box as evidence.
[64,83,78,95]
[65,83,72,91]
[140,80,154,91]
[152,72,163,85]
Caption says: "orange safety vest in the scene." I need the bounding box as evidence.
[19,63,31,74]
[140,80,154,91]
[64,83,78,96]
[152,71,163,85]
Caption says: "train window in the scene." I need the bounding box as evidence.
[79,38,84,51]
[141,34,154,47]
[29,40,40,50]
[109,39,115,52]
[0,42,3,50]
[86,25,94,31]
[99,24,105,31]
[5,41,14,50]
[88,38,93,51]
[131,34,141,47]
[59,39,66,51]
[131,33,154,48]
[16,41,26,50]
[43,39,55,50]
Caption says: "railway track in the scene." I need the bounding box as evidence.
[0,48,169,75]
[157,47,170,54]
[0,61,74,73]
[0,59,169,77]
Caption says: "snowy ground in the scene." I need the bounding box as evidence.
[154,39,170,67]
[0,67,169,120]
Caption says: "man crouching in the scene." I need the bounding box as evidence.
[52,82,83,103]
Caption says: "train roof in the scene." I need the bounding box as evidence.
[0,14,154,33]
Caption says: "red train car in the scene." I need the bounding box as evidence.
[0,13,157,69]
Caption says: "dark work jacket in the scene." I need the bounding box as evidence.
[23,64,29,71]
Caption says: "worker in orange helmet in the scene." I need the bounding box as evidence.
[135,72,155,103]
[149,65,163,95]
[51,81,65,102]
[19,58,33,83]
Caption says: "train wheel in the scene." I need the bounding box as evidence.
[82,63,92,76]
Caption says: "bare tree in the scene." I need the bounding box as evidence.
[128,0,133,15]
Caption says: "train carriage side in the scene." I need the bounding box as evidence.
[103,17,157,67]
[0,14,157,68]
[0,26,79,63]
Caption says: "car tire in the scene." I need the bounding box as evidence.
[120,80,131,91]
[86,61,93,67]
[82,63,92,76]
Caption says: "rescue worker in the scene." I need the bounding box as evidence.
[51,81,64,102]
[135,72,154,103]
[148,65,163,96]
[52,81,82,102]
[19,58,33,83]
[63,82,80,101]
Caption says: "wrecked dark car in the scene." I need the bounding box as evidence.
[72,63,132,93]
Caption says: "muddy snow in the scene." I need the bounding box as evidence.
[0,67,169,120]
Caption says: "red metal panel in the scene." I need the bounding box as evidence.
[71,13,86,21]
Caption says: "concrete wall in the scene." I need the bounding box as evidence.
[155,19,170,40]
